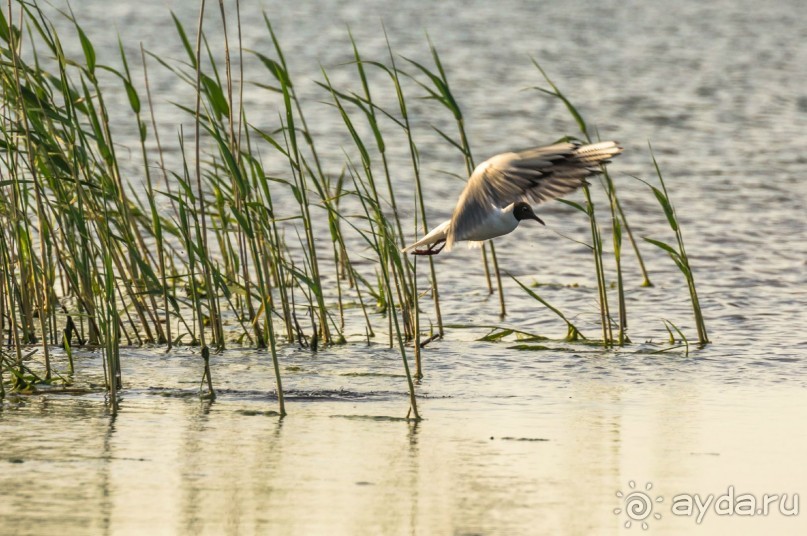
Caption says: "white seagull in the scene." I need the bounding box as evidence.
[403,140,622,255]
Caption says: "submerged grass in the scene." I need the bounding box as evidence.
[0,1,706,416]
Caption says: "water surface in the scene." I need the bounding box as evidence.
[2,0,806,534]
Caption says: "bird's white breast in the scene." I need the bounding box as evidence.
[458,208,519,242]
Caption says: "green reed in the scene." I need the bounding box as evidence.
[523,63,707,349]
[344,157,420,419]
[530,62,614,345]
[0,1,706,417]
[510,276,586,342]
[318,63,422,407]
[403,40,508,317]
[381,28,446,344]
[642,148,708,345]
[662,319,690,357]
[529,61,657,346]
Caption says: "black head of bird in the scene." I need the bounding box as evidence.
[513,202,545,225]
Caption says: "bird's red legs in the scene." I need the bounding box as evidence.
[412,239,446,256]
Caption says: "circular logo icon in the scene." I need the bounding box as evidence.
[614,481,663,530]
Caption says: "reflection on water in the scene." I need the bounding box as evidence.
[2,0,807,533]
[2,350,806,535]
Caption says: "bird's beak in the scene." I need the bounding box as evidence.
[532,214,545,225]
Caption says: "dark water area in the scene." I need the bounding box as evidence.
[1,0,806,534]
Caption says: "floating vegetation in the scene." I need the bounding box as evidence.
[330,414,412,423]
[0,1,707,418]
[507,345,575,352]
[497,436,550,442]
[511,276,586,342]
[477,327,549,343]
[236,409,282,417]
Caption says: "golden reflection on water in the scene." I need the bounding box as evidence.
[3,380,805,535]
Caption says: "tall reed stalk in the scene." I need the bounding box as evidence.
[642,147,708,345]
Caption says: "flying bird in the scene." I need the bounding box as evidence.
[403,140,622,255]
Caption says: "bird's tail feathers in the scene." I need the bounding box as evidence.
[402,219,452,254]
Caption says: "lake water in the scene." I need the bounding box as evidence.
[2,0,807,534]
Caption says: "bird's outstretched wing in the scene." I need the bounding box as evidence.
[446,140,622,248]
